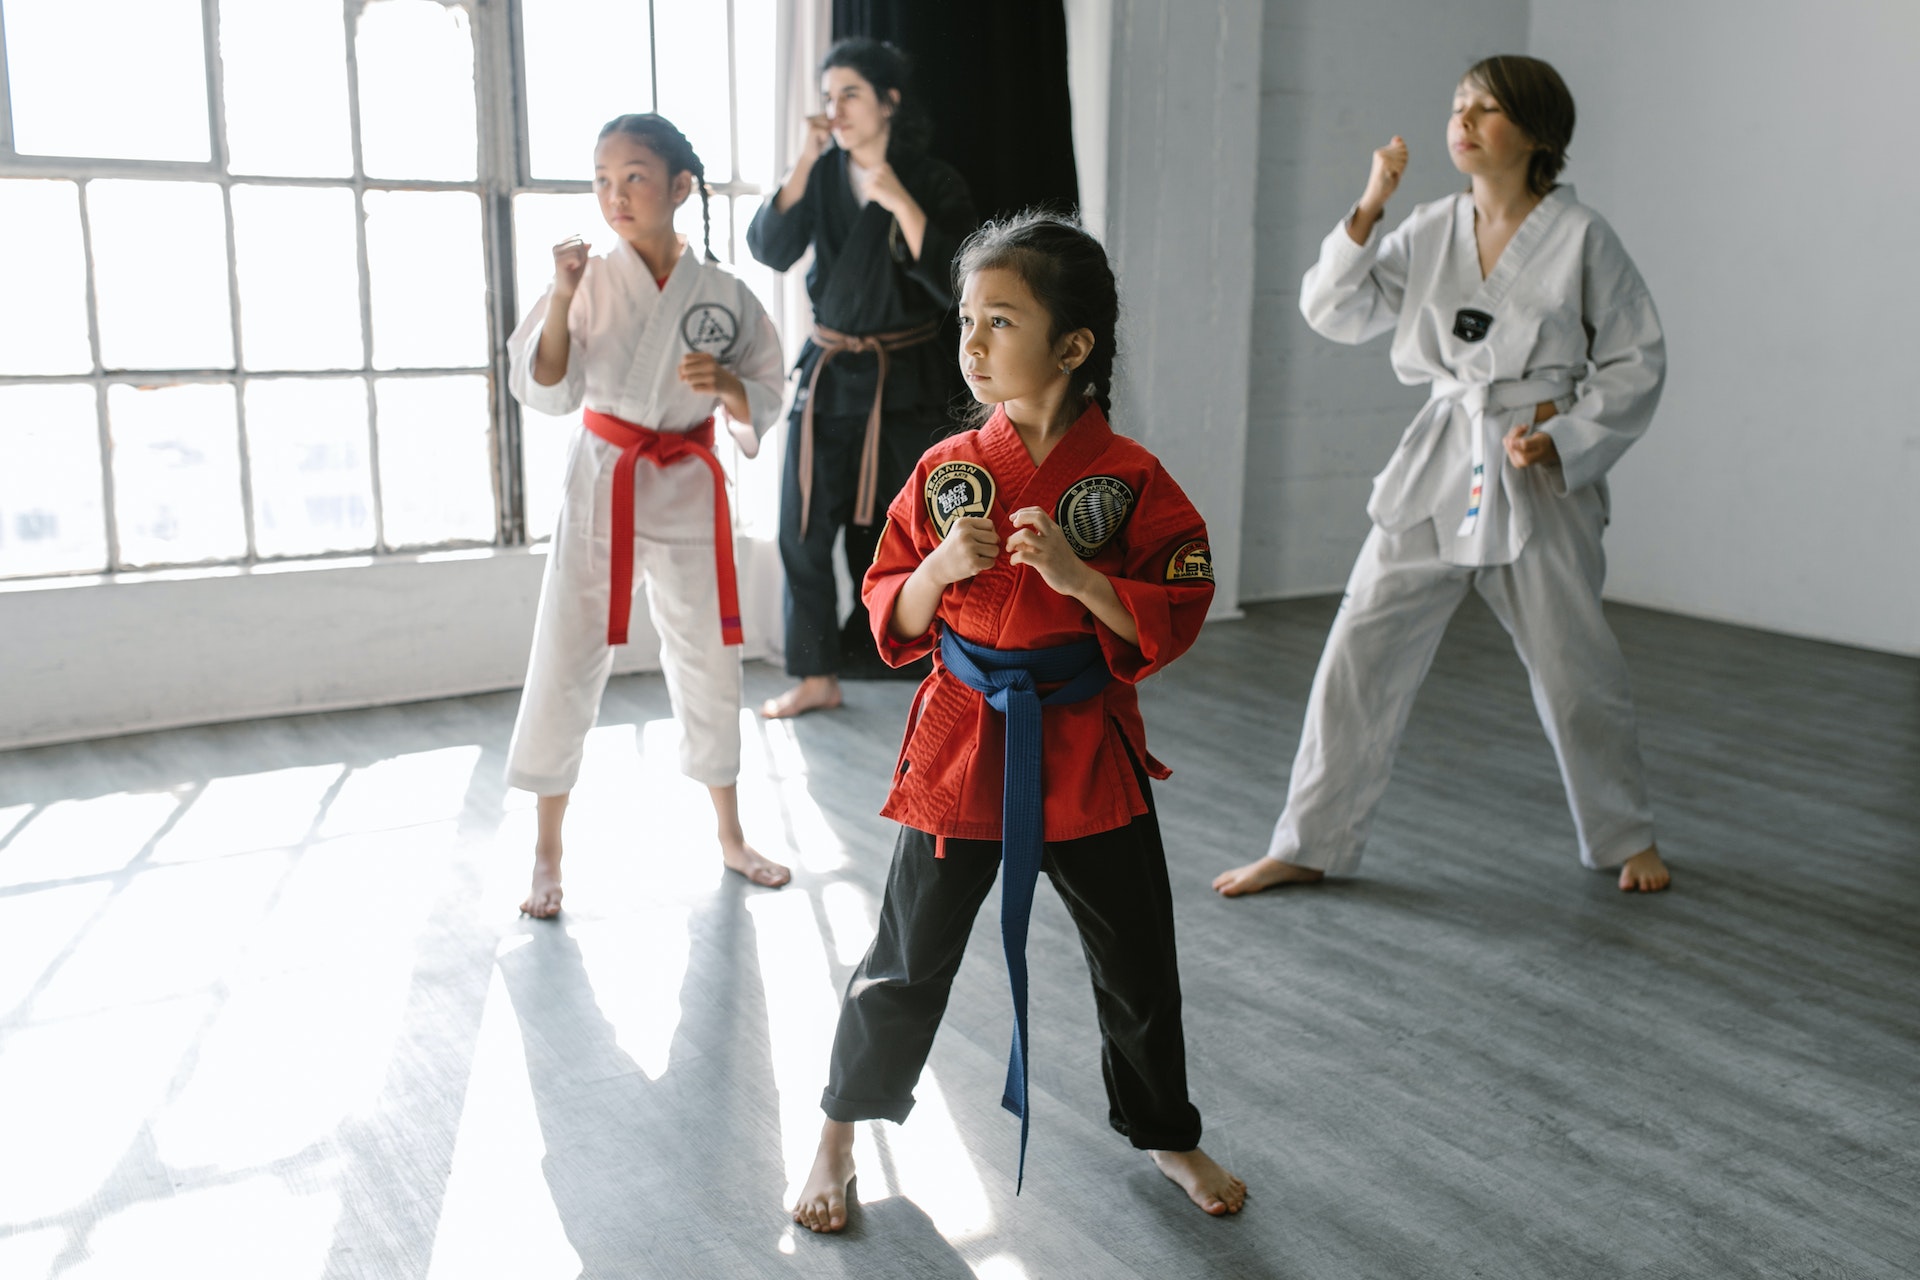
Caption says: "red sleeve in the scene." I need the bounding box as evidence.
[1096,462,1215,683]
[860,475,939,667]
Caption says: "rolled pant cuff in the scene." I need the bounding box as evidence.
[1262,832,1354,876]
[505,766,579,797]
[1110,1119,1203,1152]
[820,1088,914,1126]
[1586,826,1658,870]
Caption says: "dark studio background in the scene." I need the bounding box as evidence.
[833,0,1081,222]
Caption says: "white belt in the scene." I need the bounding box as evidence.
[1429,375,1576,537]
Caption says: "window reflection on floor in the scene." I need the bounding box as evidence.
[0,694,1017,1275]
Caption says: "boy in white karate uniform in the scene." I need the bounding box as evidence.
[508,114,791,915]
[1217,56,1673,897]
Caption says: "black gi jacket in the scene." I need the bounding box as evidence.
[747,148,979,418]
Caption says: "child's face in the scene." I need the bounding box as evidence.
[593,133,692,242]
[1447,80,1534,180]
[958,267,1072,409]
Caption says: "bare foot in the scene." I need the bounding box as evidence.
[791,1120,856,1233]
[1151,1147,1247,1216]
[1212,856,1325,897]
[760,676,843,719]
[722,836,790,888]
[520,846,563,918]
[1618,845,1671,893]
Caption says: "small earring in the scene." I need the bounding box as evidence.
[1059,362,1071,372]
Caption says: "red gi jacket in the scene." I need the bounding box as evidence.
[862,402,1216,842]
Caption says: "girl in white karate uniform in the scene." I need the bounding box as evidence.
[508,113,791,916]
[1216,56,1673,897]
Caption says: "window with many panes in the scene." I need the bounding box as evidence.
[0,0,780,581]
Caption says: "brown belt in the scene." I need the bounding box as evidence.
[798,319,941,535]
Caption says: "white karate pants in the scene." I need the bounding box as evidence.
[1268,485,1655,873]
[506,444,741,796]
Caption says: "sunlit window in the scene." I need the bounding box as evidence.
[0,0,779,579]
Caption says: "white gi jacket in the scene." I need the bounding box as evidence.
[1301,186,1665,566]
[508,238,786,542]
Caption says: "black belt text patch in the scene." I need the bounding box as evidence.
[925,461,996,538]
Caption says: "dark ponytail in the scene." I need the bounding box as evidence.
[952,212,1119,427]
[597,113,717,261]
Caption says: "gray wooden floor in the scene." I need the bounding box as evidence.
[1,596,1915,1280]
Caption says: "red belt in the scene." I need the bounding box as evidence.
[582,409,742,648]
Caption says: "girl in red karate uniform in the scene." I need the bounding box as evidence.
[789,213,1247,1233]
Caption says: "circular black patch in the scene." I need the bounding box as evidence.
[1055,475,1135,559]
[681,302,740,358]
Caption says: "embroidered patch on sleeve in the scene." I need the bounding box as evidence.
[925,461,996,538]
[1165,540,1214,582]
[1055,475,1135,559]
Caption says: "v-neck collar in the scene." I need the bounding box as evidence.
[978,401,1115,515]
[1458,185,1573,307]
[613,235,693,296]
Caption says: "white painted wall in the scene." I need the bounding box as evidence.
[1102,0,1264,617]
[1240,0,1530,601]
[0,541,784,750]
[1530,0,1920,655]
[1064,0,1112,240]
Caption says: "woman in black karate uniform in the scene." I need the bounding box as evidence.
[748,37,978,718]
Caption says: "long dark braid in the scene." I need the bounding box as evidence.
[597,113,717,261]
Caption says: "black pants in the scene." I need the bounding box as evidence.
[821,783,1204,1152]
[778,408,942,677]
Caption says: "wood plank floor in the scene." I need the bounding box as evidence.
[1,597,1915,1279]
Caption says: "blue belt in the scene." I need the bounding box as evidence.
[938,626,1112,1191]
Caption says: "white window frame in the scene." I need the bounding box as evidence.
[0,0,770,579]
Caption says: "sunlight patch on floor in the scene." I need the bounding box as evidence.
[0,792,181,887]
[745,887,889,1200]
[317,746,483,838]
[153,819,459,1170]
[61,1175,340,1280]
[0,1226,65,1280]
[885,1067,992,1239]
[149,765,345,864]
[744,713,848,874]
[0,882,112,1016]
[568,908,692,1082]
[31,853,288,1021]
[425,957,583,1280]
[0,997,210,1223]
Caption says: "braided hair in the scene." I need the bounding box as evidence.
[597,113,717,261]
[952,212,1119,427]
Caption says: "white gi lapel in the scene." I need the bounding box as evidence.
[1449,190,1573,544]
[621,241,701,425]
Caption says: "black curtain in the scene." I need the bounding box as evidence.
[831,0,1080,223]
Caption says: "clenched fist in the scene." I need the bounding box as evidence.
[551,236,589,298]
[925,515,1001,586]
[1358,136,1409,220]
[1006,506,1094,599]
